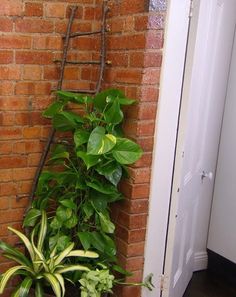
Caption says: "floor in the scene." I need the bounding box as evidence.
[183,271,236,297]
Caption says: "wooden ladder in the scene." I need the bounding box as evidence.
[26,2,110,210]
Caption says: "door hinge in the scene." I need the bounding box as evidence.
[159,274,168,292]
[189,0,194,17]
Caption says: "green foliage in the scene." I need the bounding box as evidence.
[23,89,142,262]
[79,268,114,297]
[0,212,98,297]
[19,88,147,294]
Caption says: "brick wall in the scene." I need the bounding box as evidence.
[0,0,167,296]
[99,1,167,296]
[0,0,99,287]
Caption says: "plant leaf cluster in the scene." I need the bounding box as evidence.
[0,211,98,297]
[24,89,143,264]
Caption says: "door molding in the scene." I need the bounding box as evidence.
[142,0,192,296]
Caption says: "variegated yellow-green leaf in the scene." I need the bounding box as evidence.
[56,264,90,274]
[54,273,65,297]
[8,227,35,262]
[18,276,33,297]
[43,273,61,297]
[54,243,74,266]
[37,210,47,252]
[0,266,25,294]
[67,250,99,258]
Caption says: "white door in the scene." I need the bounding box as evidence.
[208,31,236,263]
[163,1,236,297]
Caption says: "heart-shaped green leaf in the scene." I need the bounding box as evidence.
[87,127,116,155]
[43,101,65,118]
[77,151,100,169]
[104,100,123,124]
[52,111,83,131]
[74,130,90,148]
[93,89,124,111]
[112,138,143,164]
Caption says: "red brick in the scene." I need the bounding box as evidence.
[120,181,150,199]
[15,19,53,33]
[16,51,53,65]
[0,81,14,95]
[0,142,12,154]
[0,97,29,111]
[32,96,52,110]
[13,167,36,181]
[146,30,164,49]
[137,120,155,136]
[127,242,145,257]
[23,65,42,80]
[22,127,41,139]
[138,86,159,102]
[0,127,22,140]
[0,156,27,169]
[0,182,17,196]
[84,7,95,20]
[0,112,15,126]
[117,211,147,229]
[15,82,51,95]
[13,142,26,154]
[0,197,10,209]
[33,36,62,50]
[0,50,13,64]
[0,66,21,80]
[119,0,146,15]
[134,15,148,31]
[116,70,142,84]
[11,196,29,209]
[0,35,31,49]
[45,3,66,18]
[124,256,144,271]
[107,53,128,67]
[14,113,30,125]
[129,167,151,184]
[134,152,153,166]
[0,0,22,16]
[64,67,80,80]
[122,199,149,214]
[28,153,41,166]
[142,68,161,84]
[148,14,165,30]
[43,66,60,80]
[30,112,50,126]
[107,18,124,33]
[55,19,90,34]
[0,209,24,223]
[0,169,12,182]
[107,34,146,50]
[0,224,9,237]
[128,229,146,243]
[138,103,157,120]
[72,36,96,51]
[0,18,13,32]
[24,2,43,17]
[25,140,43,153]
[18,180,32,194]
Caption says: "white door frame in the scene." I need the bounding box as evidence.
[142,0,192,296]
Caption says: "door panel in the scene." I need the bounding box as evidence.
[208,30,236,263]
[163,1,236,297]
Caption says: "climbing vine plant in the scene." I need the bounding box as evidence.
[24,89,143,268]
